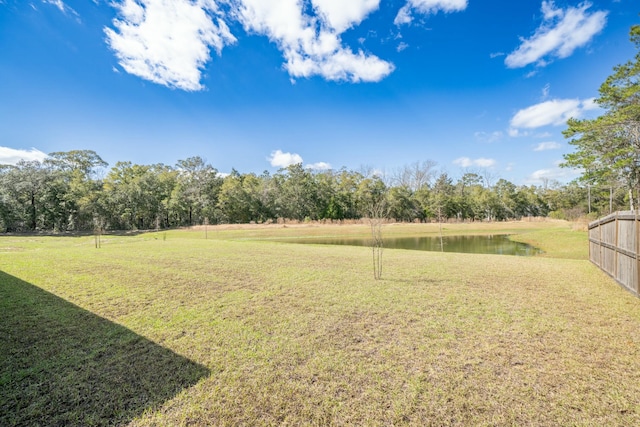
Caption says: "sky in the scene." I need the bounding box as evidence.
[0,0,638,185]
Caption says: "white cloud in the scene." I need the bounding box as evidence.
[236,0,393,82]
[534,141,561,151]
[268,150,303,168]
[526,166,577,184]
[43,0,66,13]
[453,157,496,168]
[581,97,598,111]
[394,6,412,25]
[0,147,48,165]
[395,0,467,25]
[510,98,598,130]
[105,0,395,88]
[453,157,473,167]
[306,161,332,171]
[541,83,550,99]
[43,0,80,20]
[397,42,409,52]
[474,131,503,143]
[474,158,496,168]
[505,1,607,68]
[528,168,558,181]
[311,0,380,33]
[105,0,236,91]
[508,128,525,138]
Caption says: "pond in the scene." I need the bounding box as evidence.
[276,234,542,256]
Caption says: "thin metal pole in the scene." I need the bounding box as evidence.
[610,186,613,214]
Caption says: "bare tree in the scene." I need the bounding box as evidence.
[368,198,389,280]
[392,160,437,191]
[480,168,499,189]
[358,164,378,179]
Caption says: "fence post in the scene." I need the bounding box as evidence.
[636,210,640,296]
[599,216,603,268]
[587,221,593,262]
[613,212,620,280]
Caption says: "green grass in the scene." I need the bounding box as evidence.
[2,220,640,425]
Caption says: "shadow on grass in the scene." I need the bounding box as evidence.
[0,271,209,426]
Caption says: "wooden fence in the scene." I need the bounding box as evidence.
[589,211,640,296]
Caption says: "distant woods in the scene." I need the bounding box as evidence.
[0,150,623,232]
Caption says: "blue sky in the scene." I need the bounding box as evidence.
[0,0,637,184]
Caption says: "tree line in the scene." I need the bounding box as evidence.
[0,151,621,232]
[2,23,638,233]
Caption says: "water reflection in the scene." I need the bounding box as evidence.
[278,234,542,256]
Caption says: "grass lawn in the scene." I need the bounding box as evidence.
[2,220,640,425]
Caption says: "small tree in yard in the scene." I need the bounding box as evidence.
[359,175,389,280]
[368,198,388,280]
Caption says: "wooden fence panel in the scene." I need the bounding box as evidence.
[602,220,617,245]
[619,220,637,253]
[617,253,638,293]
[602,246,616,277]
[589,211,640,296]
[590,241,601,266]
